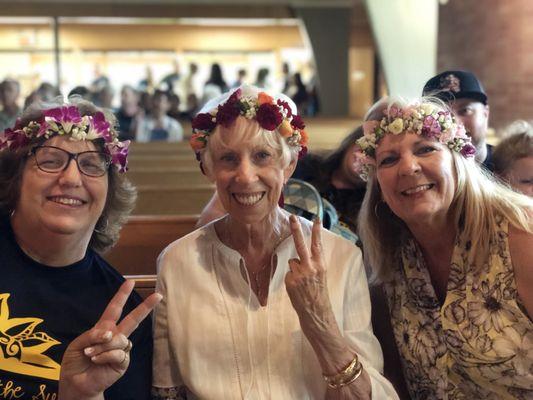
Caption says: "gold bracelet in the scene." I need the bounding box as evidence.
[325,361,363,389]
[323,354,363,389]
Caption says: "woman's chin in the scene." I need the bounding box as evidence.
[41,216,93,237]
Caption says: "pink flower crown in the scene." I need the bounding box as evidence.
[0,105,129,172]
[190,87,308,159]
[354,102,476,180]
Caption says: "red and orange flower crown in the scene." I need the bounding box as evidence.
[190,86,308,159]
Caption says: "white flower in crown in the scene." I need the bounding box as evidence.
[70,125,87,141]
[420,103,435,116]
[388,118,404,134]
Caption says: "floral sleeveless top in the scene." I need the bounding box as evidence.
[384,219,533,399]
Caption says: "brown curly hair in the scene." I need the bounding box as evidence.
[0,97,136,253]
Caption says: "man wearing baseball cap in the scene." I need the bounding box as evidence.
[423,70,493,171]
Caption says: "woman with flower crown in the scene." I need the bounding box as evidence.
[0,98,161,399]
[151,85,398,399]
[355,97,533,399]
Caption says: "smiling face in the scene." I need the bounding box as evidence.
[13,135,108,241]
[206,118,295,225]
[503,156,533,197]
[375,133,456,229]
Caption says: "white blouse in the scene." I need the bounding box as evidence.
[152,217,398,399]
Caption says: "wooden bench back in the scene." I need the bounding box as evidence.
[126,274,157,300]
[105,214,199,275]
[128,156,199,170]
[133,184,215,214]
[128,167,207,186]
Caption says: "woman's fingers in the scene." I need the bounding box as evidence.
[289,215,311,264]
[97,280,135,327]
[84,332,129,359]
[89,348,130,367]
[310,217,323,260]
[117,292,162,337]
[65,328,114,354]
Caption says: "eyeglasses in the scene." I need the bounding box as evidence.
[30,145,112,177]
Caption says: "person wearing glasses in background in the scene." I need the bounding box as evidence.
[0,99,160,399]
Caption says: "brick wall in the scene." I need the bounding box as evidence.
[438,0,533,130]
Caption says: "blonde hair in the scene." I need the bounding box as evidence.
[358,98,533,283]
[200,116,298,177]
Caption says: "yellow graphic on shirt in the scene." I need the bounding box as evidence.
[0,293,61,381]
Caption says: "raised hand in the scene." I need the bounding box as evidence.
[285,215,338,333]
[58,280,162,400]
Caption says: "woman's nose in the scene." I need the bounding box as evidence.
[398,153,421,176]
[58,158,83,187]
[235,158,258,184]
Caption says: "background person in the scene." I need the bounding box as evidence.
[0,78,22,132]
[0,98,157,398]
[356,97,533,399]
[152,86,398,399]
[423,70,493,170]
[292,126,367,236]
[136,89,183,142]
[493,120,533,197]
[115,85,142,141]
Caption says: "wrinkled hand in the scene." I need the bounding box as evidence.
[285,215,337,334]
[58,280,162,400]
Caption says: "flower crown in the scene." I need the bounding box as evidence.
[354,102,476,180]
[0,105,129,172]
[190,88,308,158]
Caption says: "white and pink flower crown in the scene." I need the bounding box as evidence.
[190,86,308,159]
[354,102,476,180]
[0,105,129,172]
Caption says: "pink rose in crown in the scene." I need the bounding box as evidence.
[421,115,441,138]
[387,106,401,118]
[363,120,379,136]
[460,143,476,158]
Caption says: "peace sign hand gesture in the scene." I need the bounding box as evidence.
[58,280,162,400]
[285,215,338,335]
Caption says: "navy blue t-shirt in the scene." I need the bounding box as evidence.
[0,219,152,399]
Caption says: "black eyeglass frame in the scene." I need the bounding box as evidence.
[29,145,112,177]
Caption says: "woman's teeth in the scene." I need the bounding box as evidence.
[402,184,433,195]
[233,192,264,206]
[50,196,83,206]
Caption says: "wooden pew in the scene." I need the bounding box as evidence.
[126,274,157,300]
[134,184,214,214]
[129,141,192,156]
[128,156,198,170]
[128,167,206,186]
[105,214,199,276]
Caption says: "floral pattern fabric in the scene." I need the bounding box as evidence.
[385,219,533,399]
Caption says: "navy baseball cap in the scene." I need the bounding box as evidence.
[422,70,488,105]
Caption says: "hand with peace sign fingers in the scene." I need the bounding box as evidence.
[286,215,372,398]
[58,280,162,400]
